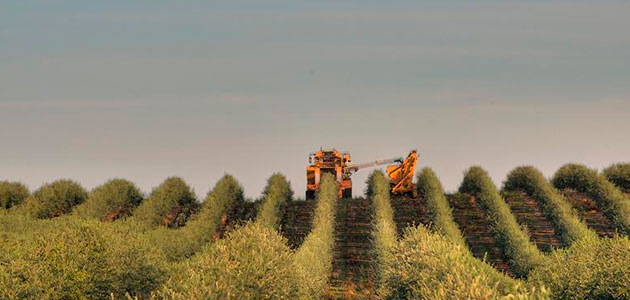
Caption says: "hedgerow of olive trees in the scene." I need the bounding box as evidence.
[73,178,143,221]
[553,163,630,235]
[293,173,338,298]
[460,166,545,277]
[133,177,198,228]
[255,173,293,230]
[0,181,30,209]
[30,179,88,219]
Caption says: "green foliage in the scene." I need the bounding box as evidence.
[368,171,398,296]
[0,217,167,299]
[460,166,545,277]
[503,166,597,245]
[133,177,198,228]
[0,181,30,209]
[0,207,39,236]
[529,235,630,299]
[379,225,549,300]
[7,168,630,299]
[30,179,88,219]
[157,222,303,300]
[603,163,630,192]
[552,163,630,235]
[73,178,144,220]
[255,173,293,229]
[146,174,244,261]
[416,167,467,247]
[294,173,338,298]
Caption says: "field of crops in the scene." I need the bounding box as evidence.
[2,163,630,299]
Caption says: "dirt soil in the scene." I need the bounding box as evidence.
[280,199,316,249]
[560,188,617,238]
[503,190,563,252]
[327,198,374,300]
[448,193,513,276]
[391,195,429,237]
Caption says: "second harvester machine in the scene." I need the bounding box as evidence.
[306,149,418,199]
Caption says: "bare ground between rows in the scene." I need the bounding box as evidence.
[280,199,316,249]
[559,188,617,238]
[448,193,513,276]
[327,198,375,300]
[503,190,563,252]
[391,195,430,237]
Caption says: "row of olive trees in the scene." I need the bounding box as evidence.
[156,173,338,299]
[1,176,220,228]
[1,170,339,300]
[370,169,548,299]
[0,173,285,299]
[420,164,630,299]
[1,161,629,299]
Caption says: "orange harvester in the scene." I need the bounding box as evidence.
[306,149,418,199]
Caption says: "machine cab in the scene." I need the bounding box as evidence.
[306,149,352,199]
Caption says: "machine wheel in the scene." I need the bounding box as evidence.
[342,188,352,199]
[306,190,316,200]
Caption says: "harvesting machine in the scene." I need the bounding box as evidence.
[306,149,418,199]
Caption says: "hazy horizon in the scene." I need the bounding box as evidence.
[1,1,629,200]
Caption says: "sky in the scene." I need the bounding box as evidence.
[1,1,629,200]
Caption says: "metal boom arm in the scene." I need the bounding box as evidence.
[345,157,402,174]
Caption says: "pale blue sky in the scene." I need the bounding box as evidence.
[1,1,629,199]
